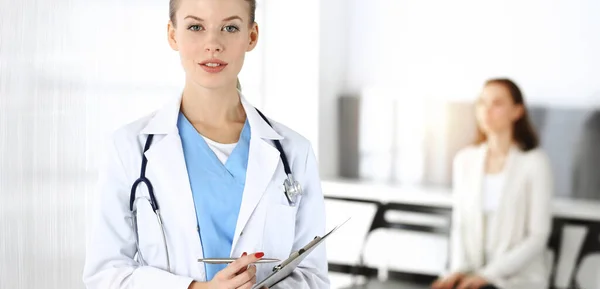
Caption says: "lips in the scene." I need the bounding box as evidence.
[199,59,228,73]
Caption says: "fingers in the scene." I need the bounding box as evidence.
[431,276,458,289]
[448,278,459,289]
[223,252,263,277]
[456,278,472,289]
[437,280,451,289]
[237,275,257,289]
[449,274,465,289]
[235,252,249,275]
[473,278,488,289]
[231,264,257,287]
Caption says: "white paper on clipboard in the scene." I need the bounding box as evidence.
[252,218,350,289]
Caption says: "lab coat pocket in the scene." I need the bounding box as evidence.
[134,199,169,270]
[263,204,297,260]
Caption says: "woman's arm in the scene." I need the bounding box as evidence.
[272,144,329,289]
[478,151,553,280]
[82,135,195,289]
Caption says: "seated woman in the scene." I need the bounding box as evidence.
[432,78,553,289]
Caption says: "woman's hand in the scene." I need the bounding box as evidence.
[456,275,489,289]
[189,252,265,289]
[431,272,466,289]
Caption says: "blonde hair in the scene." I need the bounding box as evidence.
[169,0,257,27]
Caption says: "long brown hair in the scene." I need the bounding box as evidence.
[474,78,539,151]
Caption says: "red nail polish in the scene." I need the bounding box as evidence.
[255,252,264,258]
[242,252,247,256]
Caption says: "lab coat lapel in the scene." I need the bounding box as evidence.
[231,137,280,251]
[230,98,283,252]
[143,133,199,232]
[140,96,201,247]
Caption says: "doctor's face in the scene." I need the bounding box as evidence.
[167,0,258,90]
[475,83,523,136]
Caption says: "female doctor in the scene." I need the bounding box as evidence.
[82,0,329,288]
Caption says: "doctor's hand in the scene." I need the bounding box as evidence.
[431,272,465,289]
[210,252,264,289]
[189,252,267,289]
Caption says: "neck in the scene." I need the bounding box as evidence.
[486,130,513,157]
[180,82,245,125]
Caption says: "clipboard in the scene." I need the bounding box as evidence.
[252,218,350,289]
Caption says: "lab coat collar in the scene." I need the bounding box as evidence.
[140,90,284,140]
[240,96,283,140]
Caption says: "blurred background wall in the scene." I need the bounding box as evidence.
[318,0,600,197]
[1,0,599,289]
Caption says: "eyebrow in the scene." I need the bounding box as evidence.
[184,15,244,22]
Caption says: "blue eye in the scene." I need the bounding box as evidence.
[188,25,203,31]
[223,25,240,33]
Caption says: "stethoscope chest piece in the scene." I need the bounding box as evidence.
[283,174,302,206]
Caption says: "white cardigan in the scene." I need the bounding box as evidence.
[449,143,553,289]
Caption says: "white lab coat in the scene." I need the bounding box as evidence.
[82,94,330,289]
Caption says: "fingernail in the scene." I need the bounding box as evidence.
[255,252,264,258]
[242,252,247,256]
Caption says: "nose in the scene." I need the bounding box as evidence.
[204,33,224,53]
[205,43,223,53]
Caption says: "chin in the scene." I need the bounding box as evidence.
[479,125,495,136]
[192,77,233,90]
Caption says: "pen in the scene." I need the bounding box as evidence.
[198,258,281,264]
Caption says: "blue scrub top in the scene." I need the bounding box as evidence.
[177,112,250,280]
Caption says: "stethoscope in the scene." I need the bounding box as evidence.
[129,108,302,272]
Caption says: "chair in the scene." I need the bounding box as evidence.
[337,201,452,289]
[562,218,600,289]
[335,202,573,289]
[547,218,564,289]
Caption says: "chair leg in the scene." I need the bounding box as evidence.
[547,219,564,288]
[568,224,600,289]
